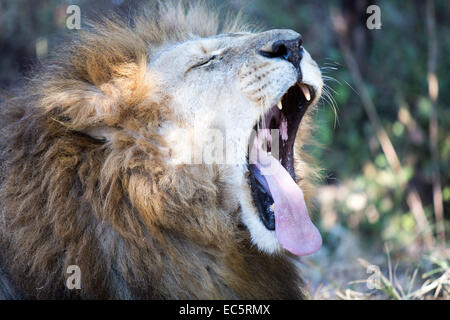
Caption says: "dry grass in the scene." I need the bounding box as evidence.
[301,230,449,300]
[336,254,449,300]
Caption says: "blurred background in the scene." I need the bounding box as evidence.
[0,0,448,299]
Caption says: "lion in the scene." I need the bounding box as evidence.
[0,1,323,299]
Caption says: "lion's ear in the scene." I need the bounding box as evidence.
[42,57,165,143]
[81,126,118,142]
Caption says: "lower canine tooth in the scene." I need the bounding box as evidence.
[277,101,283,110]
[298,83,311,101]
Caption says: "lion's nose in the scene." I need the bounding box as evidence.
[259,36,304,80]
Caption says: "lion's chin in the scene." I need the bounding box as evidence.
[245,82,322,257]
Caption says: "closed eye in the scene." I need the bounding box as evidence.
[187,55,218,72]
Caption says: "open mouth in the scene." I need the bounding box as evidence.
[247,82,322,256]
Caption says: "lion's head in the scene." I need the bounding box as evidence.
[144,10,323,257]
[0,1,323,299]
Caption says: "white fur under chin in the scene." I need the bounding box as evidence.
[241,207,281,254]
[239,174,282,254]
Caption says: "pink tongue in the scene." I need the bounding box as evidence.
[250,135,322,256]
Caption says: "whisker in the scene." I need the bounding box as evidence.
[320,66,338,71]
[319,86,339,128]
[323,84,338,95]
[322,76,341,85]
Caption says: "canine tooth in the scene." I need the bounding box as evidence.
[277,101,283,110]
[298,83,311,101]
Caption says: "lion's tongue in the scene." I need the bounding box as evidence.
[252,139,322,256]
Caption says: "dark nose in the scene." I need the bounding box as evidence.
[260,36,304,80]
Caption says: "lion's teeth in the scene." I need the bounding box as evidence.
[298,83,311,101]
[277,101,283,110]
